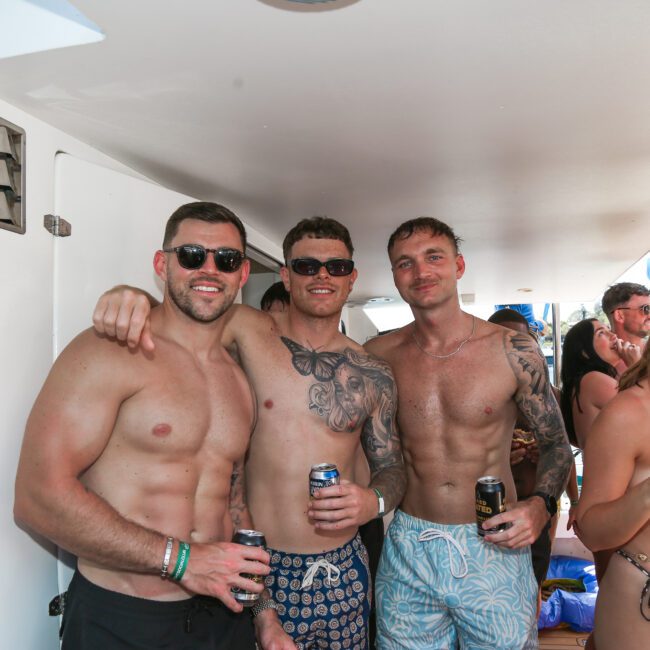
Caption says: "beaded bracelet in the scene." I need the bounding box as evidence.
[171,541,191,582]
[160,536,174,579]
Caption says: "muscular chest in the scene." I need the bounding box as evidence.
[393,345,517,438]
[112,354,253,461]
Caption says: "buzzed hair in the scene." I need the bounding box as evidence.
[163,202,247,250]
[601,282,649,314]
[387,217,462,256]
[282,216,354,262]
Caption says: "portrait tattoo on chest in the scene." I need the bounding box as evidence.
[281,336,394,437]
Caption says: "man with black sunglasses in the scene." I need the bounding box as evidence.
[90,215,406,650]
[15,203,294,650]
[602,282,649,372]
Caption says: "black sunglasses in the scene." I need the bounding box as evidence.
[163,245,245,273]
[613,304,650,316]
[290,257,355,277]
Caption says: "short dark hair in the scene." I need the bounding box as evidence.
[387,217,462,256]
[282,216,353,262]
[488,309,529,328]
[260,281,290,312]
[601,282,649,314]
[163,202,247,250]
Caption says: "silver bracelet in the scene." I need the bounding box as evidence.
[250,598,278,618]
[160,536,174,579]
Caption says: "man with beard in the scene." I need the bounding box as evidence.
[14,203,292,650]
[602,282,649,373]
[90,216,406,650]
[364,217,572,650]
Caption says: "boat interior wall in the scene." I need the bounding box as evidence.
[0,98,151,650]
[0,98,284,650]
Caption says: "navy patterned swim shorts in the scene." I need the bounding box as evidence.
[265,533,371,650]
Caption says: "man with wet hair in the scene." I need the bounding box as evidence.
[91,215,406,650]
[365,217,572,650]
[15,202,288,650]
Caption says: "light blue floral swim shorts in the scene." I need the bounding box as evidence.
[376,510,537,649]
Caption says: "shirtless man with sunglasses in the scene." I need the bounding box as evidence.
[15,203,293,650]
[602,282,649,374]
[90,215,406,650]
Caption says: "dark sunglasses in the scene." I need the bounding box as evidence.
[163,245,245,273]
[613,304,650,316]
[290,257,355,277]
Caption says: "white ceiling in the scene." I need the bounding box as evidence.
[1,0,649,305]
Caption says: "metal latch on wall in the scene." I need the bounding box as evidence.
[43,214,71,237]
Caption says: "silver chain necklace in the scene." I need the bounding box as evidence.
[411,315,476,359]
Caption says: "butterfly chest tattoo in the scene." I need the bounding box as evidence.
[280,336,377,433]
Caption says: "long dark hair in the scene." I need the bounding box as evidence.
[559,318,617,446]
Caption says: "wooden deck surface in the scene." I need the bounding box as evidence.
[538,627,589,648]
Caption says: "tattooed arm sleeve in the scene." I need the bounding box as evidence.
[359,356,407,514]
[229,459,253,531]
[506,332,572,499]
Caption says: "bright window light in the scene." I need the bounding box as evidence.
[1,0,104,60]
[363,303,413,332]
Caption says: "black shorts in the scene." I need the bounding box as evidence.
[60,571,256,650]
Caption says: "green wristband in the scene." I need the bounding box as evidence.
[171,541,190,582]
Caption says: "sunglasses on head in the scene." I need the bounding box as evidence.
[163,245,245,273]
[613,304,650,316]
[290,257,355,277]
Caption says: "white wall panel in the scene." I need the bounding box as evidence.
[0,97,283,649]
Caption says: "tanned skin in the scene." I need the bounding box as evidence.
[14,221,273,607]
[90,236,406,640]
[576,375,650,650]
[364,229,572,547]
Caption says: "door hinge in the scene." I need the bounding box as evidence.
[43,214,72,237]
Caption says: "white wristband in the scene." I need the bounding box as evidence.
[373,488,385,518]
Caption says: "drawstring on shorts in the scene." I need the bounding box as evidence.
[301,558,341,589]
[418,528,469,579]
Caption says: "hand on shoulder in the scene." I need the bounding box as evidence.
[93,285,156,351]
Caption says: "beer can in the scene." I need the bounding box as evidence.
[231,529,266,605]
[309,463,340,497]
[475,476,507,536]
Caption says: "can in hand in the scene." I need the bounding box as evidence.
[475,476,507,536]
[231,529,266,605]
[309,463,340,497]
